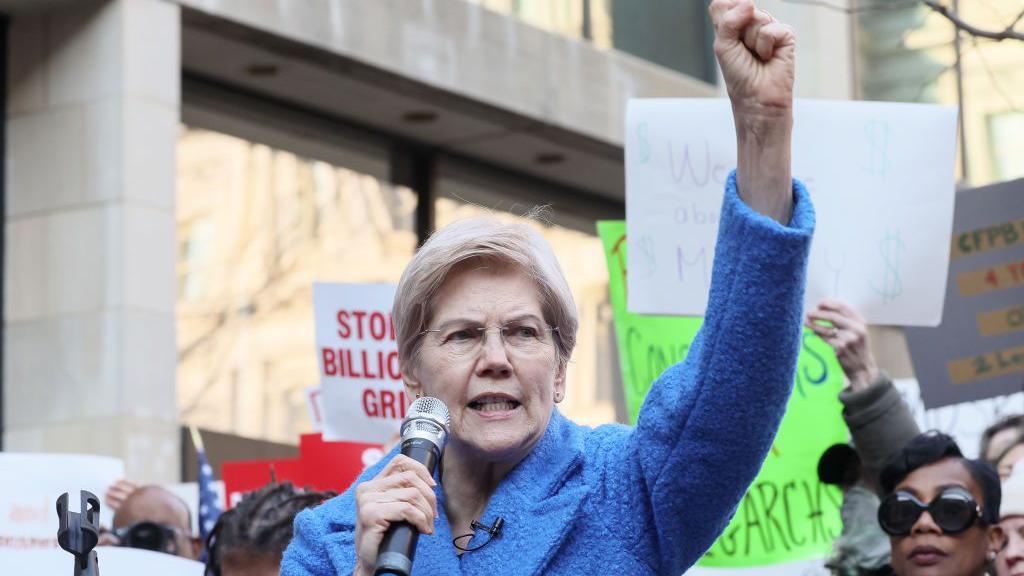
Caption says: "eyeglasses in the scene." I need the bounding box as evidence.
[419,319,558,358]
[877,488,982,536]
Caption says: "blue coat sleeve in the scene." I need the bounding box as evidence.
[280,506,343,576]
[280,493,360,576]
[593,171,815,574]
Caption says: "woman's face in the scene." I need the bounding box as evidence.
[404,263,565,463]
[998,444,1024,481]
[889,458,1001,576]
[997,516,1024,576]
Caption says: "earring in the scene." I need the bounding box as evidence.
[988,550,997,562]
[554,392,563,403]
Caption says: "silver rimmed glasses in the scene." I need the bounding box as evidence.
[419,318,558,359]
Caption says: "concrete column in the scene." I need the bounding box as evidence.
[4,0,180,483]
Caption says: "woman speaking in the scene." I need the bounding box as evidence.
[283,1,812,574]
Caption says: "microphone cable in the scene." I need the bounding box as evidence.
[452,517,504,553]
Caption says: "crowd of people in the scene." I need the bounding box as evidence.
[811,298,1024,576]
[93,298,1024,576]
[96,481,334,576]
[80,1,1018,574]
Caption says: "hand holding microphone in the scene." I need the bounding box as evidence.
[353,397,449,576]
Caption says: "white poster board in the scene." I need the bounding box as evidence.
[626,99,958,326]
[0,547,203,575]
[305,385,325,433]
[313,283,404,443]
[0,453,123,549]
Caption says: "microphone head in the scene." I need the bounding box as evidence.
[401,396,450,449]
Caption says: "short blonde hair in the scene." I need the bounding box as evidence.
[393,216,578,372]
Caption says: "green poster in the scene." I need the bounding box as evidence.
[598,221,849,568]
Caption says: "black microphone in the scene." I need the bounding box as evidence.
[374,396,450,576]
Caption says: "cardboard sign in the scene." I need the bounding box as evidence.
[313,283,406,443]
[0,453,123,549]
[626,99,958,326]
[905,178,1024,408]
[599,222,848,568]
[0,547,203,575]
[222,434,383,507]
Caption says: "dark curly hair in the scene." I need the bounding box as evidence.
[880,431,1001,526]
[204,482,335,576]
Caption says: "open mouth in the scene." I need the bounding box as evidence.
[468,397,521,412]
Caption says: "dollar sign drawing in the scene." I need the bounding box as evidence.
[862,119,891,177]
[872,229,905,303]
[637,121,650,165]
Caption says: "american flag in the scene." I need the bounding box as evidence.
[191,427,222,556]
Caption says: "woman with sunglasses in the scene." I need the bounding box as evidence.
[878,432,1005,575]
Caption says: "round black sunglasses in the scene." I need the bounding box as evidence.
[877,487,982,536]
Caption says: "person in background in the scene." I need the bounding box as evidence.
[981,416,1024,465]
[819,443,893,576]
[104,478,140,513]
[997,438,1024,482]
[995,464,1024,576]
[878,432,1004,576]
[205,482,335,576]
[100,484,201,560]
[806,299,920,489]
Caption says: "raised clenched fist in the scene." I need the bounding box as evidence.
[709,0,796,118]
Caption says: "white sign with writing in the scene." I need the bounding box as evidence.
[305,385,325,433]
[314,283,405,443]
[0,453,123,549]
[626,99,958,326]
[0,547,204,575]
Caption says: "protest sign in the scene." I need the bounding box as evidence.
[905,178,1024,408]
[305,385,325,433]
[314,282,405,443]
[0,546,203,575]
[626,99,958,326]
[0,453,123,550]
[600,221,847,568]
[222,433,382,507]
[688,557,828,576]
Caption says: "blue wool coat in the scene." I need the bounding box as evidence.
[282,173,815,576]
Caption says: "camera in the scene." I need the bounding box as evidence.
[109,521,182,555]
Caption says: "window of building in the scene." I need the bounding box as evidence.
[177,123,416,443]
[462,0,716,84]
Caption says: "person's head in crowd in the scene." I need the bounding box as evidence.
[818,443,863,490]
[104,485,200,559]
[998,438,1024,482]
[996,464,1024,576]
[879,431,1004,576]
[205,482,335,576]
[982,415,1024,465]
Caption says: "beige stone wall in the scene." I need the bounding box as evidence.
[173,0,718,150]
[4,0,181,482]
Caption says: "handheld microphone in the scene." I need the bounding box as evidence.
[374,396,450,576]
